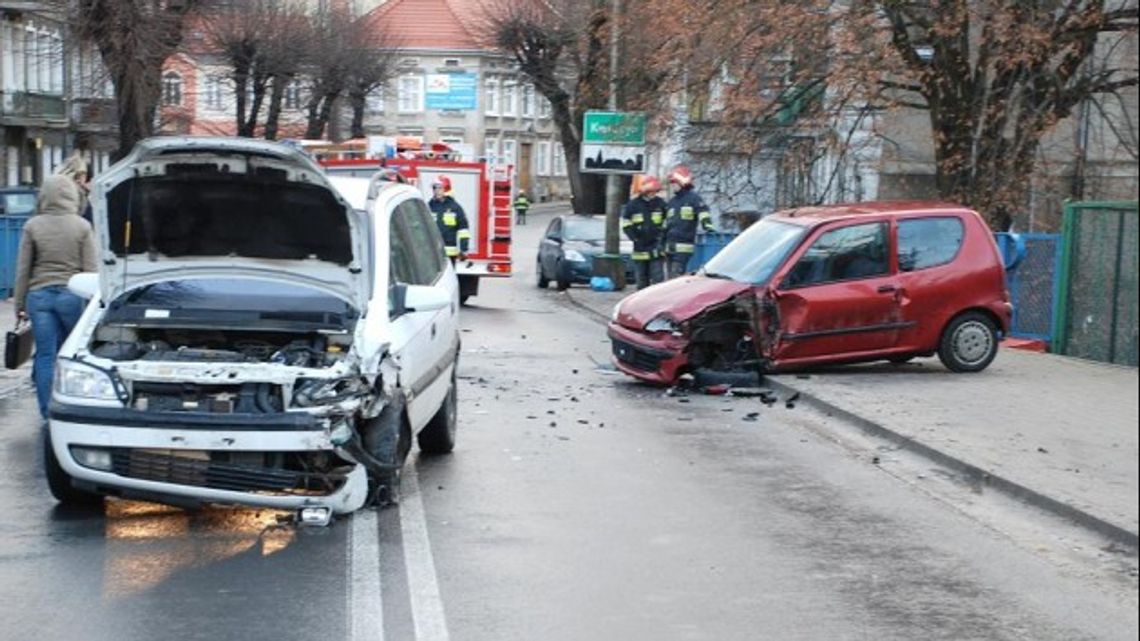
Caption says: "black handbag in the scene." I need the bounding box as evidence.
[5,320,33,370]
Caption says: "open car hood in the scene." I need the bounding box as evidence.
[91,137,369,309]
[615,275,751,328]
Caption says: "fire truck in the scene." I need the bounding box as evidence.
[301,138,515,304]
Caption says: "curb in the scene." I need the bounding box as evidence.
[560,289,612,324]
[763,378,1139,552]
[564,289,1140,552]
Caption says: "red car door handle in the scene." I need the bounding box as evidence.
[877,284,898,294]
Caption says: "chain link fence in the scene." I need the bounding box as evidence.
[1055,201,1138,366]
[998,233,1063,342]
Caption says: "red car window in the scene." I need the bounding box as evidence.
[897,217,965,272]
[782,222,889,288]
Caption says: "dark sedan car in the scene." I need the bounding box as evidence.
[536,214,633,290]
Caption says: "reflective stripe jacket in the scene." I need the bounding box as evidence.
[621,195,667,260]
[430,196,471,256]
[664,187,714,253]
[513,196,530,212]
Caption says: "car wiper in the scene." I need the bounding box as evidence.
[703,270,733,280]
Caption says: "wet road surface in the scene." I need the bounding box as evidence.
[0,207,1135,641]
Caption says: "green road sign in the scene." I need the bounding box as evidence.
[583,112,647,145]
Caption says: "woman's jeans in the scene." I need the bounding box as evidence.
[26,286,84,419]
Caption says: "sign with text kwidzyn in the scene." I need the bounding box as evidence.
[581,111,648,175]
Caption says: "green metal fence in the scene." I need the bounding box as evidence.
[1053,201,1139,366]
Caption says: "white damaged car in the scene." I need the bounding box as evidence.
[46,137,460,517]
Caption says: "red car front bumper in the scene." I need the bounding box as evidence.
[607,322,691,386]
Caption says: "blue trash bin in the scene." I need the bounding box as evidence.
[1,214,32,298]
[687,232,738,272]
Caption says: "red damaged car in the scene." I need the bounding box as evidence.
[608,202,1012,385]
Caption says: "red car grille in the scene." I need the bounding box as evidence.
[612,338,669,372]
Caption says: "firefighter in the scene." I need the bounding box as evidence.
[429,176,471,262]
[513,190,531,225]
[663,165,715,279]
[621,175,667,289]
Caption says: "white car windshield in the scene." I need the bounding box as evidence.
[703,218,806,284]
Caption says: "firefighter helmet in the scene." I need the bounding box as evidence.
[639,175,662,195]
[668,165,694,187]
[433,176,452,192]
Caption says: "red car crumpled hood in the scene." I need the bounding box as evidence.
[615,275,752,329]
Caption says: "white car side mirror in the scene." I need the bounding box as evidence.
[68,272,99,299]
[403,284,451,313]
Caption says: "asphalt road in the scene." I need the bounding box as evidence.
[0,206,1135,641]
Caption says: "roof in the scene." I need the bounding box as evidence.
[773,201,974,224]
[362,0,491,51]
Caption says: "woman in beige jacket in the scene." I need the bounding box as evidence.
[13,174,99,419]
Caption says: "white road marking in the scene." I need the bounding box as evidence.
[349,508,385,641]
[401,468,451,641]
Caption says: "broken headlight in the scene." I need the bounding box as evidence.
[644,315,680,334]
[293,377,369,407]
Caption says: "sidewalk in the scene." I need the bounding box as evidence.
[0,297,31,400]
[565,285,1140,547]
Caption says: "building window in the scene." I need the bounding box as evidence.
[204,76,224,110]
[6,147,20,187]
[398,74,424,113]
[501,139,517,166]
[502,82,517,117]
[483,139,498,165]
[536,141,551,176]
[365,85,385,114]
[553,143,566,176]
[50,31,63,94]
[162,72,183,106]
[284,80,303,110]
[484,77,499,116]
[538,96,551,119]
[1,23,15,92]
[38,30,52,93]
[522,84,535,118]
[25,26,38,92]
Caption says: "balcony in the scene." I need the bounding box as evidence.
[72,98,118,131]
[0,90,66,122]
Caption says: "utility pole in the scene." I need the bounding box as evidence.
[597,0,627,289]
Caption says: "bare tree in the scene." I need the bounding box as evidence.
[876,0,1139,229]
[642,0,1139,229]
[202,0,311,137]
[344,16,400,139]
[301,6,356,140]
[485,0,617,214]
[261,5,313,140]
[66,0,201,160]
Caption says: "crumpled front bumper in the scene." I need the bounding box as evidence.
[607,322,690,386]
[49,415,369,514]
